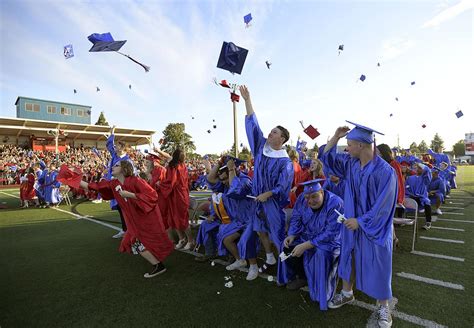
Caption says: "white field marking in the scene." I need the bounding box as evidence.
[0,191,20,198]
[419,236,464,244]
[52,207,121,231]
[440,212,464,216]
[354,299,446,328]
[411,251,465,262]
[0,191,450,328]
[436,218,474,224]
[440,206,465,210]
[431,226,465,232]
[396,272,464,291]
[448,202,465,205]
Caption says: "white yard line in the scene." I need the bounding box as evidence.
[447,202,465,205]
[411,251,465,262]
[436,218,474,224]
[439,212,464,216]
[420,236,464,244]
[440,206,465,210]
[396,272,464,290]
[431,226,465,232]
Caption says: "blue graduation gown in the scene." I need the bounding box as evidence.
[283,191,343,310]
[106,134,133,210]
[323,178,345,199]
[34,169,44,199]
[429,176,446,203]
[245,113,293,245]
[246,113,294,283]
[405,166,432,206]
[319,144,397,300]
[43,170,62,204]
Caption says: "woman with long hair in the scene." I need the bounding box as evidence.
[157,148,194,250]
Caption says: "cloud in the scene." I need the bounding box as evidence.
[378,38,415,62]
[422,0,474,28]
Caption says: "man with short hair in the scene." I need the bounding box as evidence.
[319,122,397,328]
[239,85,294,283]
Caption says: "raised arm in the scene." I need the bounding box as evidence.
[239,85,254,117]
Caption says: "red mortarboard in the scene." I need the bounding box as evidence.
[422,124,426,128]
[304,125,320,139]
[219,80,231,88]
[230,92,240,102]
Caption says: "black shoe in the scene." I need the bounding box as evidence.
[144,262,166,278]
[286,278,307,291]
[194,254,216,263]
[258,262,276,274]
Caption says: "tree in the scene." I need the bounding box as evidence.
[418,140,428,153]
[95,111,109,126]
[160,123,196,154]
[239,146,252,162]
[409,142,419,154]
[430,133,444,152]
[453,140,465,157]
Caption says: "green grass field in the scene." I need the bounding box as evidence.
[1,167,473,327]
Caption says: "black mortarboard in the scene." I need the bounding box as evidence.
[96,87,100,92]
[73,89,77,94]
[207,130,211,134]
[422,124,426,128]
[217,41,248,75]
[265,61,271,69]
[411,81,416,86]
[129,84,132,89]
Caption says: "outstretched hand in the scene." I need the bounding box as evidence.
[334,126,350,139]
[239,85,250,101]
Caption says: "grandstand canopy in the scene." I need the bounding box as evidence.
[0,116,154,147]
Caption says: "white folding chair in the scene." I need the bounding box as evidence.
[58,185,72,206]
[189,196,210,225]
[393,197,418,252]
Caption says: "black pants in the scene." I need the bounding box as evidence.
[283,246,306,280]
[412,197,432,223]
[117,205,127,231]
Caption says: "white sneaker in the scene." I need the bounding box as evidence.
[92,199,103,204]
[419,209,425,213]
[246,266,259,280]
[175,239,187,249]
[112,230,125,238]
[226,259,246,271]
[377,305,393,328]
[183,241,196,251]
[435,209,443,215]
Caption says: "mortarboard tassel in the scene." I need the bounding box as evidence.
[116,51,150,72]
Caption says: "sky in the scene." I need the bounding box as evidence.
[1,0,473,154]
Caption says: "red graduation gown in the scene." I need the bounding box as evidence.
[89,177,173,261]
[158,163,190,230]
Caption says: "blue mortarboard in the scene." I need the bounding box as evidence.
[87,32,150,72]
[220,155,246,169]
[345,120,384,144]
[64,44,74,59]
[359,74,366,82]
[244,13,252,25]
[217,41,249,75]
[455,110,463,118]
[88,33,126,52]
[411,81,416,86]
[300,178,325,195]
[431,166,441,173]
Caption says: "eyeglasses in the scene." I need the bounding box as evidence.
[113,163,121,168]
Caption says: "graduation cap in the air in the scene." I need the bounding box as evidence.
[395,97,399,101]
[299,121,320,139]
[345,120,384,144]
[338,44,344,55]
[129,84,132,90]
[240,143,243,147]
[218,80,231,88]
[64,44,74,59]
[422,124,427,128]
[212,119,215,122]
[359,74,366,82]
[191,116,195,120]
[217,41,249,75]
[207,130,211,134]
[299,178,325,196]
[411,81,416,86]
[230,92,240,102]
[96,87,100,92]
[377,62,381,67]
[455,110,463,118]
[219,155,247,172]
[390,113,393,117]
[213,125,217,129]
[244,13,252,26]
[265,61,272,69]
[87,32,150,72]
[73,89,77,94]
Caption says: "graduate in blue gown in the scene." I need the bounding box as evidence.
[405,163,433,229]
[239,85,294,283]
[42,162,62,206]
[428,167,446,215]
[106,125,134,238]
[318,121,396,328]
[282,179,343,310]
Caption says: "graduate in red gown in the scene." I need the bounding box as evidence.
[157,148,194,250]
[19,167,37,208]
[68,160,173,278]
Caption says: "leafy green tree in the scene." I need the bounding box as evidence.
[453,140,465,157]
[239,146,252,162]
[94,111,109,126]
[409,142,419,154]
[418,140,428,153]
[430,133,444,152]
[160,123,196,154]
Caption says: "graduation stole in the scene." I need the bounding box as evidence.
[211,193,231,224]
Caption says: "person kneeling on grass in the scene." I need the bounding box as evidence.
[282,179,342,310]
[59,160,174,278]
